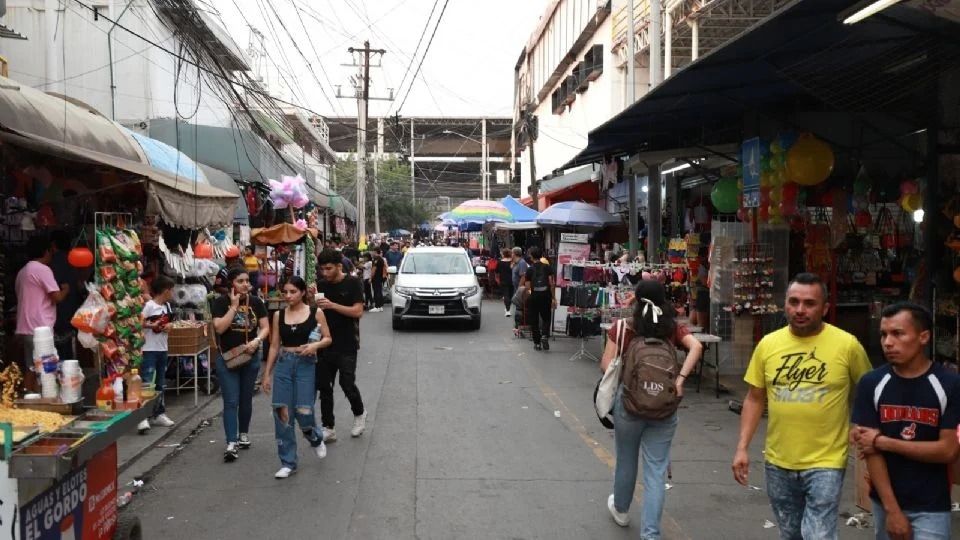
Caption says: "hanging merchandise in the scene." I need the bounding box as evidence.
[304,233,317,286]
[729,245,780,316]
[786,133,834,186]
[710,178,740,214]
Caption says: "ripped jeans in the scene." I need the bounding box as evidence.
[272,350,323,469]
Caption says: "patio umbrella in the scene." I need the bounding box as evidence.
[448,199,513,224]
[500,195,539,222]
[390,228,411,237]
[536,201,622,229]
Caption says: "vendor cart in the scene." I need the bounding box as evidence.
[0,398,157,540]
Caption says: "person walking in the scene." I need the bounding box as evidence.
[242,246,261,297]
[600,281,703,536]
[138,276,177,434]
[732,273,872,540]
[360,253,374,310]
[262,277,332,479]
[511,247,529,335]
[369,248,387,313]
[211,267,270,462]
[520,246,554,351]
[316,249,367,442]
[851,302,960,540]
[15,235,69,392]
[497,248,514,318]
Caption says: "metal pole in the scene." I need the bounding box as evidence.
[650,0,663,88]
[647,163,662,262]
[664,5,672,80]
[627,0,636,104]
[690,18,700,61]
[628,168,638,259]
[355,41,371,242]
[374,117,383,235]
[481,118,488,200]
[410,119,416,205]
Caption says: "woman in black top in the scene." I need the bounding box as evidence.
[497,248,515,317]
[262,276,332,478]
[211,267,270,462]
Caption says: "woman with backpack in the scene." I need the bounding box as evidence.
[599,280,703,537]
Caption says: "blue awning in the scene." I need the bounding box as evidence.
[125,128,209,184]
[565,0,960,168]
[500,195,539,222]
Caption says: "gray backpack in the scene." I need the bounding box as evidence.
[620,337,680,419]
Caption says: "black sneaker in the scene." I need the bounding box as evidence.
[534,341,542,351]
[238,433,252,449]
[541,339,550,351]
[224,442,239,462]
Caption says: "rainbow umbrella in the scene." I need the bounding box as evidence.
[448,199,513,224]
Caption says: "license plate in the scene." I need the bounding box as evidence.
[428,305,445,315]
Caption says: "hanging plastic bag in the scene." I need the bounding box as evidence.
[77,331,99,350]
[71,285,110,334]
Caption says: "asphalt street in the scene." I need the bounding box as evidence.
[125,301,897,539]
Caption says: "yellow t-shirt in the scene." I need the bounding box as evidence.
[243,256,260,273]
[744,323,871,470]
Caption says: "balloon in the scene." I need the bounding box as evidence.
[782,182,799,202]
[900,180,918,194]
[737,178,744,190]
[854,209,872,228]
[769,205,781,219]
[710,178,740,213]
[770,140,784,154]
[760,172,771,188]
[780,199,798,217]
[772,170,785,187]
[68,247,94,268]
[758,205,770,222]
[761,156,773,173]
[737,208,751,222]
[770,188,783,204]
[760,186,772,207]
[194,242,213,259]
[786,134,834,186]
[224,245,240,258]
[901,193,922,213]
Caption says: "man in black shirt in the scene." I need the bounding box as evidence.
[370,249,387,312]
[316,248,367,442]
[520,246,556,351]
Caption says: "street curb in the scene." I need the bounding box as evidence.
[117,391,220,474]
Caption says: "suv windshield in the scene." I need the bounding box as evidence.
[401,253,472,275]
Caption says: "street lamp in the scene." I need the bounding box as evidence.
[441,129,490,200]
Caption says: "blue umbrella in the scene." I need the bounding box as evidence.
[536,201,621,228]
[500,195,539,222]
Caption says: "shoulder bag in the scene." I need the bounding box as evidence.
[219,296,255,369]
[594,319,627,429]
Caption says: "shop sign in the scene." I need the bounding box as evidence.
[742,137,761,208]
[560,233,589,243]
[20,443,117,540]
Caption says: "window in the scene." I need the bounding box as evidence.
[401,253,472,275]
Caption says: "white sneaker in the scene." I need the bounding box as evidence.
[150,414,175,427]
[351,412,367,437]
[505,310,511,317]
[137,419,151,434]
[315,441,327,459]
[607,494,630,527]
[322,427,337,442]
[274,466,297,479]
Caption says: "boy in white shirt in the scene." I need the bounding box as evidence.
[139,276,177,434]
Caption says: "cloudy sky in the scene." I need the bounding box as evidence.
[209,0,548,118]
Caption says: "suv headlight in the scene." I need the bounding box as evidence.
[457,286,480,296]
[395,286,416,297]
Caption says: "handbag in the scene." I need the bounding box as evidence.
[219,297,255,369]
[594,319,626,429]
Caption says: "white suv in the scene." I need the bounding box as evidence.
[389,247,485,330]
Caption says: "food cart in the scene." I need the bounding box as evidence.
[0,397,156,540]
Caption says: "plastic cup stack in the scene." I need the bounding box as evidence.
[32,327,60,399]
[60,360,84,403]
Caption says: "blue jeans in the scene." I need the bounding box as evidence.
[612,387,679,540]
[140,350,168,417]
[216,350,261,444]
[872,500,951,540]
[764,462,844,540]
[272,351,323,469]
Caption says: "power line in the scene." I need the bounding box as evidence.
[389,0,439,115]
[395,0,450,113]
[287,0,346,116]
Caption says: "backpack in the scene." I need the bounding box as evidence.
[620,336,680,419]
[531,263,550,292]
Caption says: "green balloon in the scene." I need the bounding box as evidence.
[711,177,740,213]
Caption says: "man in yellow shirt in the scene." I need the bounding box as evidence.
[732,273,871,540]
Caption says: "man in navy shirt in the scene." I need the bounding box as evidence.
[852,302,960,540]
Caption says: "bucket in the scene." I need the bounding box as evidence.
[32,326,53,341]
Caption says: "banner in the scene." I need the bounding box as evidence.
[21,443,117,540]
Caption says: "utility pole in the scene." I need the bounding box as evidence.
[524,108,538,209]
[410,119,416,205]
[481,118,488,200]
[338,41,391,242]
[374,117,384,235]
[627,0,636,104]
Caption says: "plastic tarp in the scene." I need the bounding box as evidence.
[500,195,539,222]
[251,223,319,245]
[125,128,209,184]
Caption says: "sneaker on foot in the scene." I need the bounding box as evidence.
[322,427,337,442]
[607,494,630,526]
[150,413,175,427]
[351,412,367,437]
[541,339,550,351]
[504,310,511,317]
[238,433,252,449]
[224,442,239,463]
[137,419,151,434]
[274,466,297,479]
[534,341,542,351]
[315,441,327,459]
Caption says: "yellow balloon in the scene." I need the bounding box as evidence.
[770,189,783,204]
[737,178,744,190]
[901,193,922,213]
[760,172,772,188]
[769,204,781,218]
[786,134,834,186]
[772,170,786,186]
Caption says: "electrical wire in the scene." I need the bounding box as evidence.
[396,0,450,113]
[388,0,439,115]
[286,0,347,117]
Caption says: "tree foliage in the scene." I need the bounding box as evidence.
[333,157,431,232]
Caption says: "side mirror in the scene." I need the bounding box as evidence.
[387,266,398,275]
[475,266,487,275]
